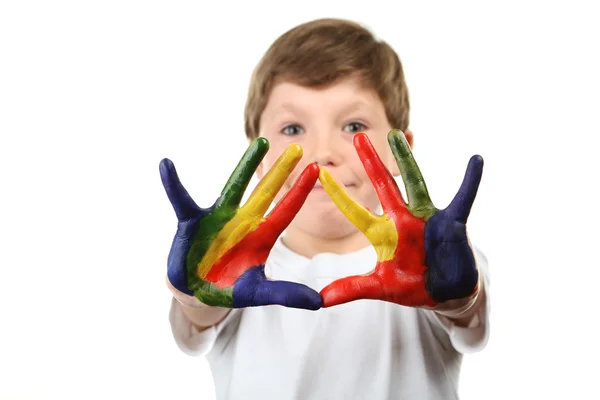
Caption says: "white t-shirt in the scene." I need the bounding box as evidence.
[170,238,490,400]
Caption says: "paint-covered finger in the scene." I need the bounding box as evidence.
[354,133,406,213]
[218,137,269,209]
[320,275,383,307]
[260,163,319,245]
[319,168,378,234]
[387,129,436,219]
[159,158,202,221]
[232,266,323,309]
[244,144,303,217]
[446,155,484,223]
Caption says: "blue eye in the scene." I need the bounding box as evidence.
[344,122,367,134]
[281,124,305,136]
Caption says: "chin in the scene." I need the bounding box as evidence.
[291,200,358,239]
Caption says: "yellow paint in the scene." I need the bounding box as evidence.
[244,144,303,218]
[197,144,304,278]
[319,168,398,262]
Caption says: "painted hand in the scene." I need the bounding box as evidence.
[160,138,322,310]
[319,130,483,308]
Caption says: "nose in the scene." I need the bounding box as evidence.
[311,130,340,168]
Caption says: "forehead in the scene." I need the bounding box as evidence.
[262,76,385,119]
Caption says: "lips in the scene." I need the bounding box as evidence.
[312,182,354,190]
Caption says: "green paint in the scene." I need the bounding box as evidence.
[186,208,238,286]
[185,137,269,301]
[217,137,269,209]
[190,277,234,308]
[388,129,438,220]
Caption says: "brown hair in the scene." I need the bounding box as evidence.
[244,18,410,140]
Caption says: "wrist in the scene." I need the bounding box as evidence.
[165,276,206,310]
[433,271,483,321]
[433,287,479,318]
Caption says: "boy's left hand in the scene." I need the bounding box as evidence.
[319,130,483,310]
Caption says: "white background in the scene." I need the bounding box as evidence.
[1,1,599,399]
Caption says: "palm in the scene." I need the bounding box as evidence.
[424,208,478,303]
[319,130,483,308]
[160,138,322,310]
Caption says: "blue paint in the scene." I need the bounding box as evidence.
[160,158,214,296]
[161,157,322,310]
[424,155,483,302]
[233,265,323,309]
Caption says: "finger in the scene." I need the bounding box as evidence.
[217,137,269,209]
[320,275,383,307]
[232,266,323,310]
[387,129,436,218]
[159,158,201,221]
[354,132,406,213]
[243,144,303,217]
[319,168,379,234]
[446,155,484,223]
[259,163,320,246]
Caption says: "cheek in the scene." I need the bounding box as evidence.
[373,143,399,176]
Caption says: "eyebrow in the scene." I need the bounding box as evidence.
[263,103,309,122]
[274,103,301,113]
[273,101,373,116]
[339,101,373,114]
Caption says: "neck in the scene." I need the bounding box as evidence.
[281,227,371,259]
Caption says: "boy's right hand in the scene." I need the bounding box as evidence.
[160,138,322,310]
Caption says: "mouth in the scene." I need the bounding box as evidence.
[311,182,355,192]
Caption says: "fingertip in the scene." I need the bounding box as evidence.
[286,143,303,154]
[318,167,332,184]
[254,136,269,148]
[320,293,338,308]
[319,286,333,305]
[353,132,370,149]
[306,293,324,310]
[387,129,410,154]
[251,137,270,157]
[159,158,173,171]
[467,155,484,178]
[302,162,320,181]
[159,158,177,184]
[292,163,319,190]
[286,292,323,310]
[388,128,404,139]
[471,154,484,168]
[387,129,404,144]
[282,144,304,165]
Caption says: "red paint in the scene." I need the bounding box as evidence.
[320,133,437,308]
[354,133,407,212]
[321,208,436,307]
[205,163,319,288]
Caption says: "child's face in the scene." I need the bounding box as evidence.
[256,76,413,240]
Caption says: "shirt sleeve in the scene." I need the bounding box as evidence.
[425,247,491,354]
[169,297,242,357]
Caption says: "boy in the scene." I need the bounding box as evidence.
[161,18,489,399]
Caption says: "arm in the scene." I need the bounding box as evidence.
[433,272,484,328]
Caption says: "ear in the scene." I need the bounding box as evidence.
[389,129,414,177]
